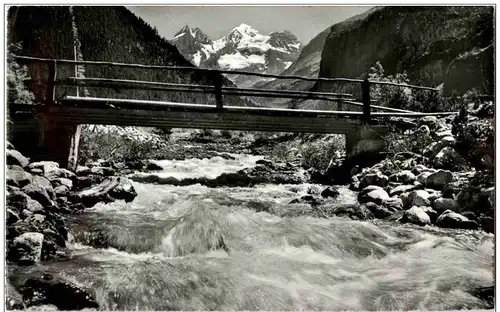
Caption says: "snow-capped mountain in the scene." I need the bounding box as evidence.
[171,23,302,86]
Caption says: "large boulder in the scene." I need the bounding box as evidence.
[433,147,468,170]
[73,177,137,208]
[363,202,393,219]
[7,169,33,188]
[28,161,59,175]
[22,184,52,208]
[20,275,99,310]
[32,176,55,200]
[389,170,416,184]
[50,177,73,190]
[425,170,454,190]
[401,206,431,226]
[435,210,479,230]
[382,197,404,211]
[423,141,443,158]
[358,186,390,205]
[389,184,417,197]
[432,197,460,214]
[7,150,29,167]
[330,204,374,220]
[408,190,431,207]
[8,232,44,264]
[320,186,340,199]
[359,171,389,188]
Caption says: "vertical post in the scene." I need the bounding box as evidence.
[362,77,371,123]
[46,60,57,105]
[213,71,223,110]
[74,45,79,97]
[337,98,344,111]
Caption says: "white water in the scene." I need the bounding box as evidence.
[9,154,494,311]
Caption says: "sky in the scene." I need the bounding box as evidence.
[127,6,373,45]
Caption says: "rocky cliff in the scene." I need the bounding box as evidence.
[316,6,494,96]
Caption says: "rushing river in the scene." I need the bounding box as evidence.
[8,154,494,311]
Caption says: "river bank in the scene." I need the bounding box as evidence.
[5,104,495,310]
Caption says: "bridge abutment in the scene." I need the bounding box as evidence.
[345,125,388,157]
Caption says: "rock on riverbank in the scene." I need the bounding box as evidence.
[344,105,494,233]
[6,146,138,310]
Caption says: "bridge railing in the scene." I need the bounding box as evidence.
[14,55,450,123]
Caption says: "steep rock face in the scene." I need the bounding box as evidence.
[254,7,381,108]
[316,6,493,95]
[171,23,302,87]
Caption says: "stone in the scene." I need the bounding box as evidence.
[26,198,44,213]
[461,211,478,222]
[7,169,33,188]
[401,206,431,226]
[33,176,55,200]
[417,125,431,136]
[389,170,416,184]
[320,186,340,199]
[435,130,453,140]
[456,189,481,213]
[21,184,52,207]
[419,116,438,129]
[425,170,454,190]
[360,171,389,188]
[389,184,417,197]
[9,232,44,264]
[439,136,456,147]
[479,216,494,234]
[411,164,429,176]
[421,206,438,223]
[433,147,468,169]
[30,168,44,175]
[7,190,31,212]
[6,282,24,310]
[423,141,443,159]
[331,204,373,221]
[432,197,460,214]
[7,150,29,167]
[76,166,91,176]
[90,166,115,176]
[416,172,433,185]
[7,208,21,225]
[307,185,323,195]
[46,168,77,180]
[51,177,73,190]
[145,161,163,171]
[28,161,59,175]
[7,141,15,150]
[436,210,478,230]
[409,190,431,207]
[20,277,99,310]
[382,197,404,211]
[54,185,70,196]
[289,195,323,207]
[399,192,411,209]
[363,202,393,219]
[358,186,390,205]
[73,177,137,208]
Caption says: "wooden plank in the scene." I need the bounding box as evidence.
[60,96,459,118]
[343,100,416,113]
[43,105,366,134]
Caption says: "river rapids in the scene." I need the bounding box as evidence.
[8,154,494,311]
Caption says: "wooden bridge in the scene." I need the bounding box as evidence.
[9,55,457,170]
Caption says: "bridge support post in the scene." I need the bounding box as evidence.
[36,115,82,170]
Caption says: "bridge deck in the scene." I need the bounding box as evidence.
[10,96,456,134]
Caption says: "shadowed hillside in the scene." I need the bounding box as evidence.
[316,6,494,96]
